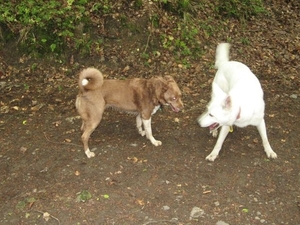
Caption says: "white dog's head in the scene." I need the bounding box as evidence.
[198,83,235,132]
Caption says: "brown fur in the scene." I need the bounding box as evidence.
[75,67,184,158]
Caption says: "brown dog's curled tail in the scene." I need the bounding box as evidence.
[78,67,104,91]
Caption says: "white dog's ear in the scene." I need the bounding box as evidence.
[223,96,232,110]
[212,82,227,99]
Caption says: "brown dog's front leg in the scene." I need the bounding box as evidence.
[142,117,162,146]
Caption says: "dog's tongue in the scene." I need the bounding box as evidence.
[209,123,219,131]
[170,104,180,112]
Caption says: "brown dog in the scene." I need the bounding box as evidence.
[75,67,184,158]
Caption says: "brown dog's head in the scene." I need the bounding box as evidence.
[162,76,184,112]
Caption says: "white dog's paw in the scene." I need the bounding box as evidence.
[205,153,218,161]
[152,140,162,146]
[266,151,277,159]
[85,149,95,158]
[211,130,218,138]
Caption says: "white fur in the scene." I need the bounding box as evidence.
[142,117,162,146]
[136,114,145,136]
[198,43,277,161]
[85,148,95,158]
[151,105,161,115]
[136,105,161,140]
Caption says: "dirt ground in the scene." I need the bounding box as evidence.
[0,1,300,225]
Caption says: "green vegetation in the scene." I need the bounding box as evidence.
[76,190,92,202]
[216,0,266,20]
[161,20,201,60]
[0,0,266,59]
[0,0,90,55]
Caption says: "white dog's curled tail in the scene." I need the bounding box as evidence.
[215,43,231,69]
[78,67,104,91]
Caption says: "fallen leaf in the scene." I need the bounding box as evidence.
[122,65,130,72]
[20,146,27,153]
[31,103,44,111]
[136,199,145,206]
[75,171,80,176]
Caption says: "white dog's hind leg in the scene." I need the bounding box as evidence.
[206,126,230,161]
[256,119,277,159]
[142,118,162,146]
[136,114,145,136]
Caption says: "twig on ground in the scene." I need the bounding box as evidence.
[43,132,81,147]
[143,32,152,54]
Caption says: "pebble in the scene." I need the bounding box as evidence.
[216,221,229,225]
[214,201,220,207]
[162,205,170,211]
[290,94,297,99]
[190,207,205,219]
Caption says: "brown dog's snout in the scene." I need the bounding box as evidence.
[177,101,184,111]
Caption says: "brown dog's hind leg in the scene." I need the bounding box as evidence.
[81,105,105,158]
[80,121,85,131]
[81,123,98,158]
[136,114,145,136]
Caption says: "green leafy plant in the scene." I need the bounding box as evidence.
[161,18,201,60]
[16,197,36,210]
[153,0,194,16]
[0,0,90,55]
[0,0,114,57]
[76,190,92,202]
[216,0,266,20]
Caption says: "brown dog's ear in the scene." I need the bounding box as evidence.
[149,77,168,104]
[164,75,175,83]
[152,76,168,90]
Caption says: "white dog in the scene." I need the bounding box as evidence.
[198,43,277,161]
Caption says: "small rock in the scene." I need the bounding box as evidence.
[190,207,204,219]
[216,221,229,225]
[214,201,220,207]
[130,143,137,147]
[290,94,297,99]
[20,146,27,153]
[162,205,170,211]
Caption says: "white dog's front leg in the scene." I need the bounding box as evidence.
[142,118,162,146]
[136,114,145,136]
[206,126,230,161]
[256,119,277,159]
